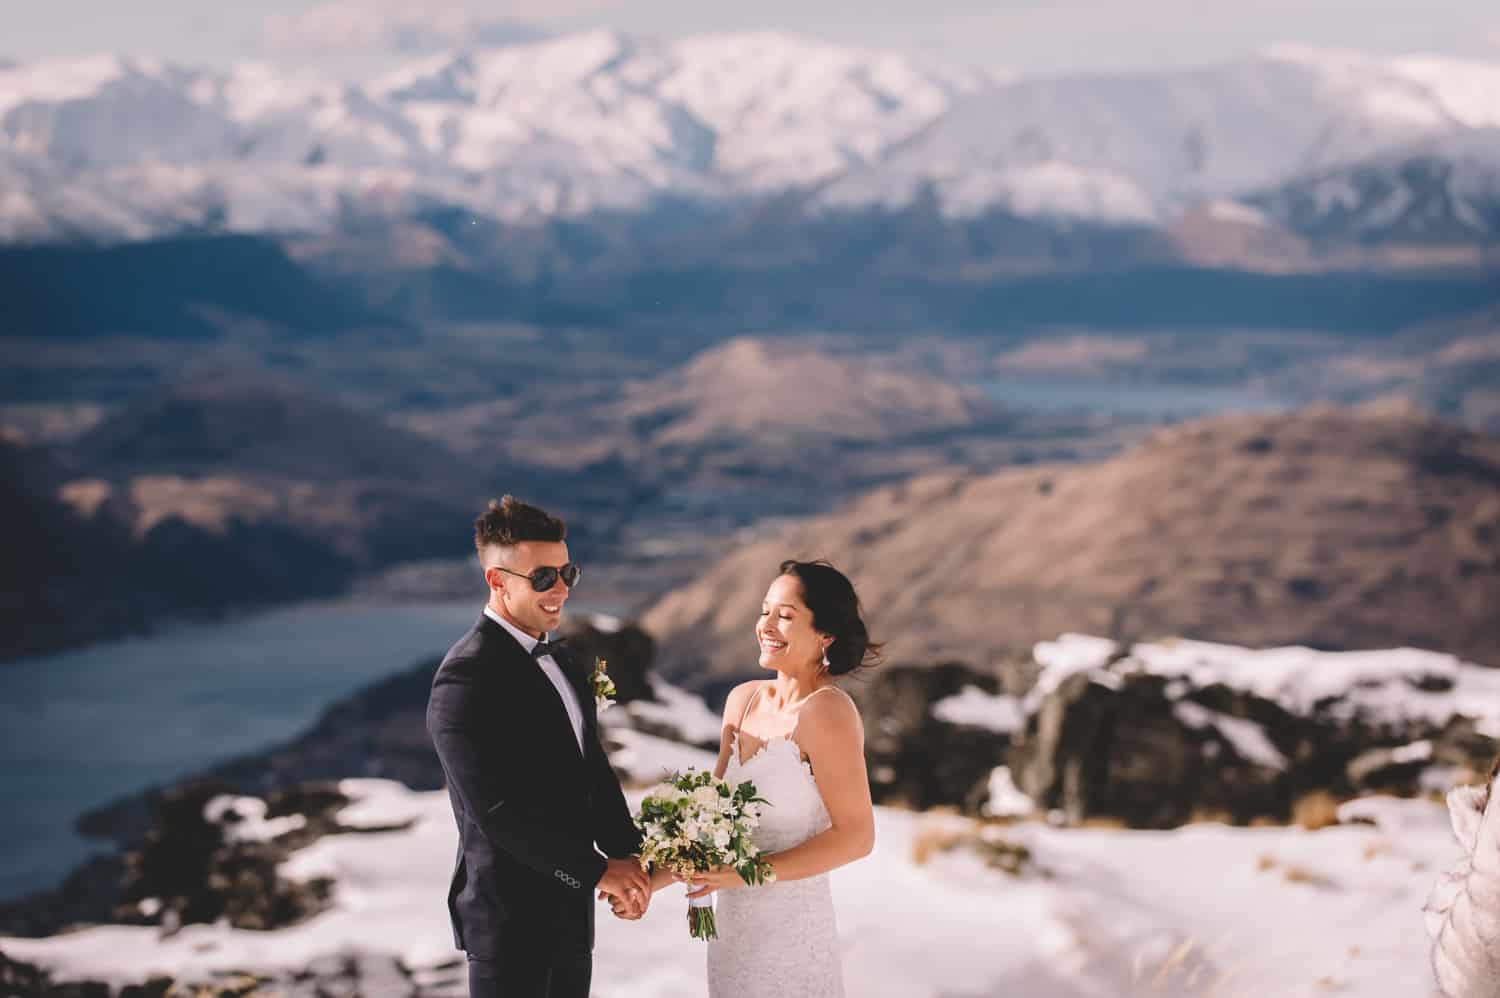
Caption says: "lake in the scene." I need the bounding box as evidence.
[979,378,1290,418]
[0,598,490,900]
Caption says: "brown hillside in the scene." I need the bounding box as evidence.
[641,403,1500,683]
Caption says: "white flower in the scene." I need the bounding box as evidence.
[712,826,732,849]
[692,786,721,809]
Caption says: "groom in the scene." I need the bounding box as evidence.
[427,496,652,998]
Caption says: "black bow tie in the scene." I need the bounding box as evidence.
[531,639,563,661]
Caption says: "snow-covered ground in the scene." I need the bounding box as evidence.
[0,741,1459,997]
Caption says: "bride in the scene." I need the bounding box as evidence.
[666,558,878,997]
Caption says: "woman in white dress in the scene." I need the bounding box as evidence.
[667,558,879,998]
[1427,755,1500,997]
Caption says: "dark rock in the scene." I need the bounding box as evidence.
[117,979,174,998]
[111,780,348,933]
[0,947,431,998]
[845,662,1012,812]
[1347,744,1430,793]
[1010,656,1500,829]
[1013,672,1291,827]
[558,619,657,703]
[0,854,124,938]
[0,951,52,996]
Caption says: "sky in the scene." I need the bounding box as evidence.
[4,0,1500,78]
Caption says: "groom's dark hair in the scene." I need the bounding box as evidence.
[474,495,567,552]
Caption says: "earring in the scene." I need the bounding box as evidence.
[822,651,831,669]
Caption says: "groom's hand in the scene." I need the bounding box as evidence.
[596,857,650,914]
[602,889,647,920]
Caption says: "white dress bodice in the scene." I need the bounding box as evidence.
[706,731,846,998]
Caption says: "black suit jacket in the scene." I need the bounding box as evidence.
[426,614,642,958]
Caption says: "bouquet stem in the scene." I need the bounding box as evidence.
[687,892,717,940]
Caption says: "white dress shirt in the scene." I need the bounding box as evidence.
[485,606,585,755]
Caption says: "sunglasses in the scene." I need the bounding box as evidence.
[496,562,581,592]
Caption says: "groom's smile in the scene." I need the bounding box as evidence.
[487,539,574,638]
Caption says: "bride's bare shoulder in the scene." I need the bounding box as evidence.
[720,679,767,721]
[799,685,863,737]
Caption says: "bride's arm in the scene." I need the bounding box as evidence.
[760,691,875,883]
[683,687,874,897]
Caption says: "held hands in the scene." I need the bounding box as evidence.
[677,865,749,900]
[596,857,652,920]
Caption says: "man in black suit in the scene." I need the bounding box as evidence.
[427,496,652,998]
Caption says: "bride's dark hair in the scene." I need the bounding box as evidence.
[778,559,882,676]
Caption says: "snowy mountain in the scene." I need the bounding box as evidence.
[1251,127,1500,243]
[1,35,1497,243]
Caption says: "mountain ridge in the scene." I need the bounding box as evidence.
[3,36,1498,246]
[640,403,1500,686]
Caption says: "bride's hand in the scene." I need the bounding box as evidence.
[678,866,748,898]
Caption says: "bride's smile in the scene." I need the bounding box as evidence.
[755,574,827,671]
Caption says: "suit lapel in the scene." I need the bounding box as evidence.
[480,616,586,761]
[554,645,599,744]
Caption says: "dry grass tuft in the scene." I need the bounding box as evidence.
[1280,863,1337,888]
[1188,806,1236,826]
[909,824,965,866]
[909,818,1038,876]
[1292,791,1345,831]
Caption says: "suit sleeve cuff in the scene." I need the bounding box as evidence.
[582,852,609,890]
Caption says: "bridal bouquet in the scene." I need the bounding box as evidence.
[635,770,776,939]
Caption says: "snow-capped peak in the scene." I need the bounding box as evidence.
[0,54,164,118]
[0,33,1497,243]
[1263,43,1500,130]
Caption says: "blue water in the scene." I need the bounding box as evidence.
[0,599,486,901]
[979,378,1290,419]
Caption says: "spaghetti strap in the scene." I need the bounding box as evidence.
[803,684,842,702]
[737,682,765,731]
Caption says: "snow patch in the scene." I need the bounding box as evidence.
[1172,701,1288,771]
[0,788,1463,997]
[1205,198,1272,227]
[931,686,1024,734]
[981,766,1036,818]
[203,796,307,843]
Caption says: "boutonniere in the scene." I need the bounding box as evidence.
[590,658,617,712]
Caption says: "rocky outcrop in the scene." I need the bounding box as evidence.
[1014,671,1295,826]
[845,663,1016,813]
[2,782,360,940]
[833,635,1500,829]
[0,947,441,998]
[1009,637,1500,828]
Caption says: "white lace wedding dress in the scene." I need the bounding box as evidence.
[706,731,846,998]
[1425,776,1500,997]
